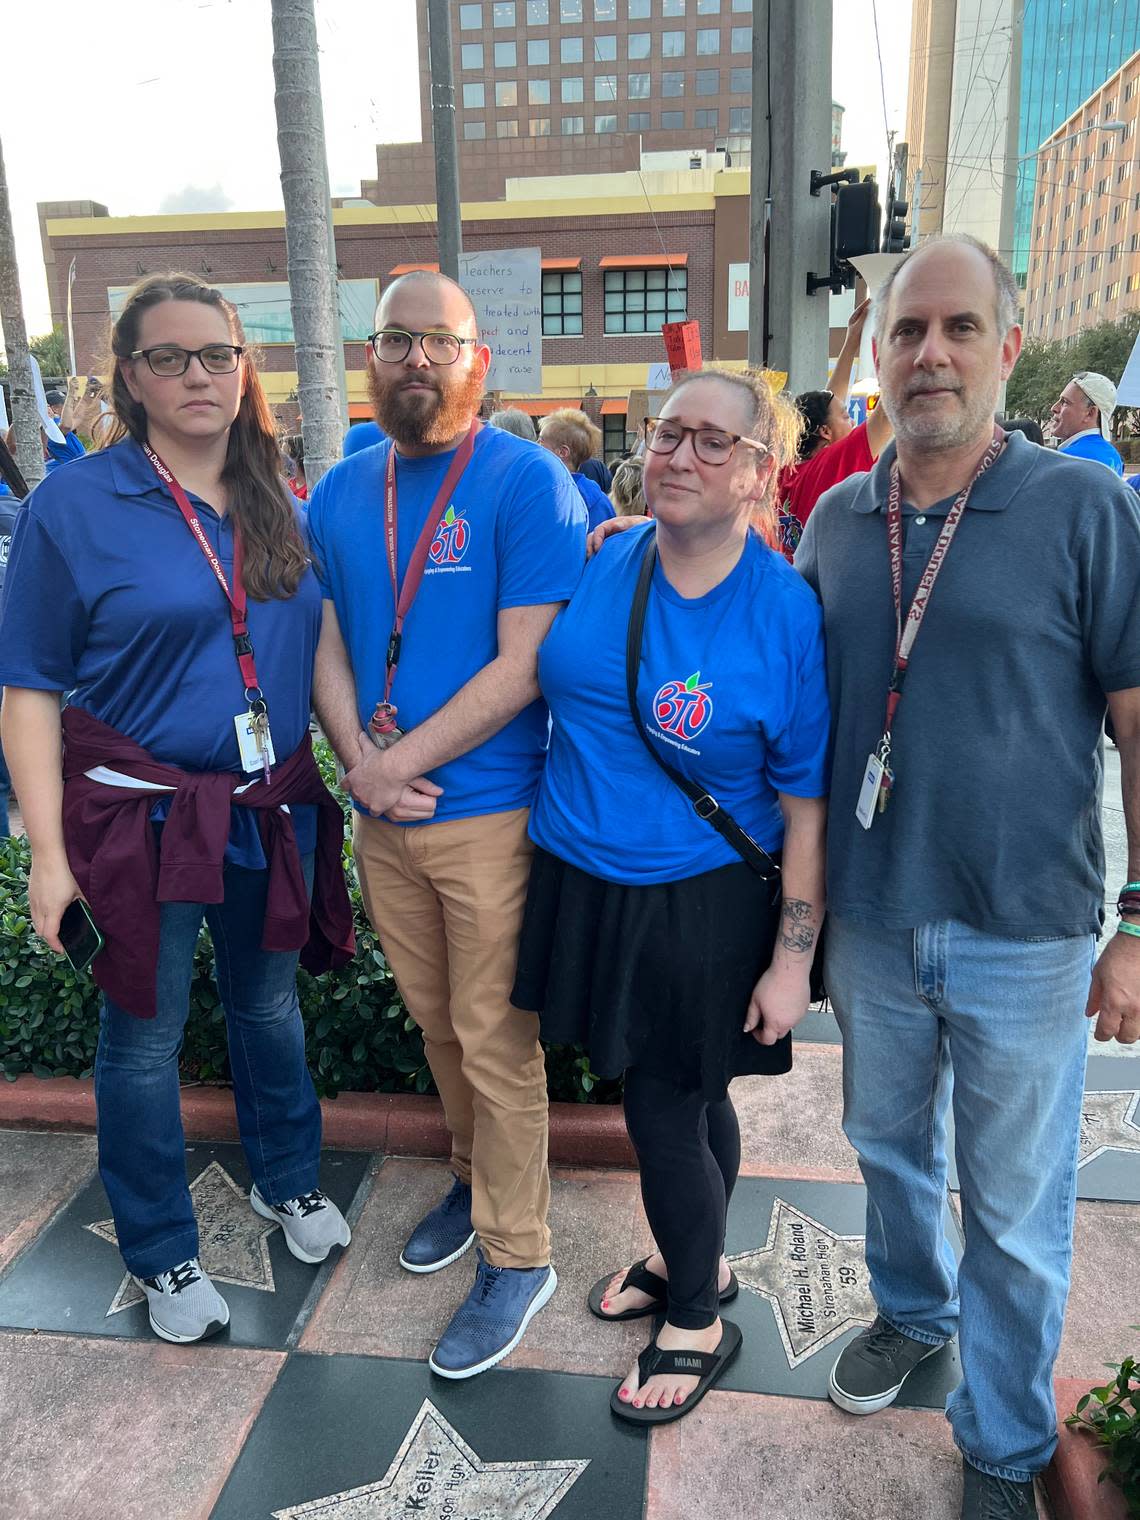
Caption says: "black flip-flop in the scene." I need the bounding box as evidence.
[587,1257,739,1322]
[610,1319,743,1425]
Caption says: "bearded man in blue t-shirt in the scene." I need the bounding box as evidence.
[311,271,586,1379]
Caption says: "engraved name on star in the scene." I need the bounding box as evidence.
[728,1197,877,1370]
[1079,1089,1140,1167]
[87,1160,278,1316]
[273,1399,589,1520]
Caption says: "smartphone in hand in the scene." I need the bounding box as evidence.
[58,899,104,974]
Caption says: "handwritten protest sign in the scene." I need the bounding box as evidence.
[458,248,542,394]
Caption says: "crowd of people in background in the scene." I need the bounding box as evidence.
[1,241,1139,1520]
[1,325,1137,857]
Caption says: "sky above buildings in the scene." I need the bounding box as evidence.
[2,0,911,337]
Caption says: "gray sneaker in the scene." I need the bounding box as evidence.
[960,1461,1038,1519]
[135,1258,230,1343]
[250,1184,351,1264]
[828,1314,943,1414]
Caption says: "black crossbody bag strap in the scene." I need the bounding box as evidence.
[624,532,782,885]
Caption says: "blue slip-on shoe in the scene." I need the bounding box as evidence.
[399,1175,476,1274]
[428,1249,558,1379]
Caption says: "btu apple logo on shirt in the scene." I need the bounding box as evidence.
[653,671,714,748]
[427,505,472,573]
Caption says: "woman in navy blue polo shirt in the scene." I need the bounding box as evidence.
[513,368,830,1425]
[0,274,355,1343]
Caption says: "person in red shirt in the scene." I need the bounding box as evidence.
[777,298,893,558]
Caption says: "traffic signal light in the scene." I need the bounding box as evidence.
[882,192,910,254]
[807,170,885,295]
[835,179,881,263]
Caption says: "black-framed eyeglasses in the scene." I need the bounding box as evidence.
[129,344,243,377]
[368,329,478,365]
[645,417,771,467]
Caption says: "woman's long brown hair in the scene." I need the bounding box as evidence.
[103,273,308,600]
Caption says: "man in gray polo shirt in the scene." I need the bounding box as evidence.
[797,233,1140,1520]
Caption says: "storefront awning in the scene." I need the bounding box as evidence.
[509,399,577,415]
[598,254,688,269]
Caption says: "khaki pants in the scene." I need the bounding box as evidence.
[353,806,551,1268]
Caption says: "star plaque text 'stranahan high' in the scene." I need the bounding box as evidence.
[273,1400,589,1519]
[87,1160,278,1315]
[728,1197,876,1369]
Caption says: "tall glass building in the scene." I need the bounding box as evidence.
[1016,0,1140,279]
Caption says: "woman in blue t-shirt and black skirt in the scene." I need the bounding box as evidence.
[512,367,830,1424]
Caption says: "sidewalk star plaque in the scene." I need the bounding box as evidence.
[728,1197,876,1369]
[272,1399,589,1519]
[1078,1089,1140,1167]
[87,1160,278,1315]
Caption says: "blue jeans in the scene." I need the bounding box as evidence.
[94,857,321,1277]
[826,915,1094,1482]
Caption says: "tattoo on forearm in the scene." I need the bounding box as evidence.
[779,897,817,955]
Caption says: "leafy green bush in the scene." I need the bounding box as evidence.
[1065,1342,1140,1517]
[0,763,617,1106]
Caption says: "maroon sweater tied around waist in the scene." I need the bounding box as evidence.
[61,707,355,1019]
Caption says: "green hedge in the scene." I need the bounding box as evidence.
[0,752,618,1106]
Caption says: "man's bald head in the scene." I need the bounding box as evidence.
[367,270,490,453]
[872,234,1018,347]
[375,271,479,337]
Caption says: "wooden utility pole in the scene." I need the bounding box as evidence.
[270,0,347,487]
[0,133,45,488]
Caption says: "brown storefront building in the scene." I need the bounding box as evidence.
[42,172,778,457]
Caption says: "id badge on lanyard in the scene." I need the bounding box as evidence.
[858,429,1005,830]
[141,442,275,782]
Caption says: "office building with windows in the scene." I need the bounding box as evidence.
[1016,0,1140,277]
[1022,49,1140,343]
[355,0,755,206]
[906,0,1140,279]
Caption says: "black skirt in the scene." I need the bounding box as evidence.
[512,847,792,1100]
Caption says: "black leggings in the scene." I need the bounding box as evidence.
[622,1065,741,1330]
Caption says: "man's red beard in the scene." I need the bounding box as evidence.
[368,365,485,447]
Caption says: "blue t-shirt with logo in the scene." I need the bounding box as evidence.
[531,522,831,885]
[307,424,586,825]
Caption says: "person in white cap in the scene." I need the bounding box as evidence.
[1050,371,1124,473]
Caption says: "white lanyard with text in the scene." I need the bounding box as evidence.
[140,440,275,782]
[855,427,1005,830]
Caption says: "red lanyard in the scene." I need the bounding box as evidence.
[140,441,263,705]
[880,427,1005,747]
[382,421,480,704]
